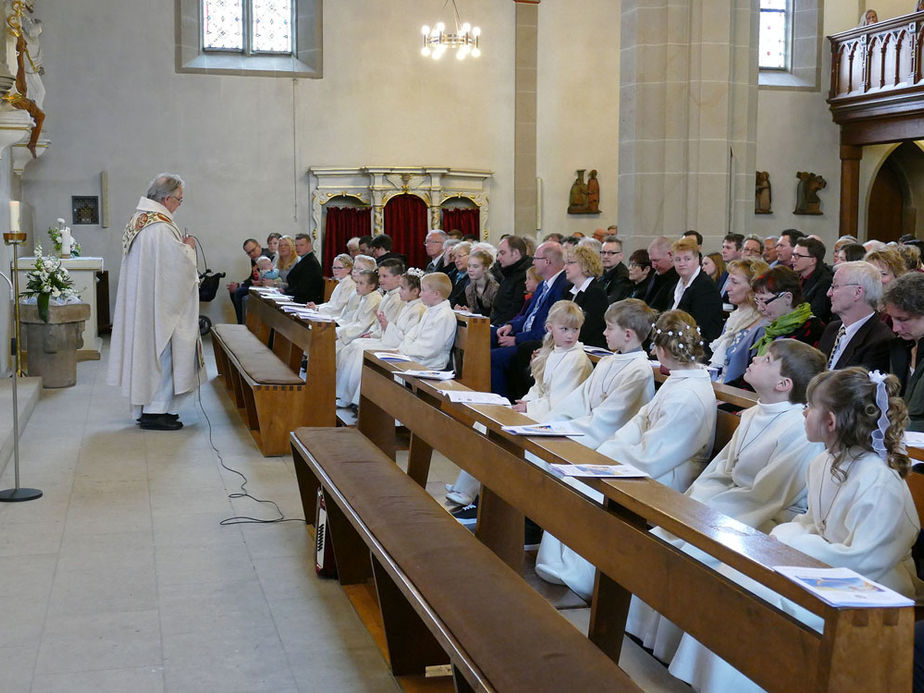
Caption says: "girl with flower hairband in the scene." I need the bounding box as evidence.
[669,367,922,692]
[596,309,717,492]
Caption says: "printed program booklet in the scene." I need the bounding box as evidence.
[445,390,511,406]
[373,352,413,362]
[501,422,584,436]
[772,566,914,608]
[549,463,649,478]
[400,369,455,380]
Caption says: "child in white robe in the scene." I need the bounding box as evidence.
[336,268,382,349]
[669,367,922,692]
[336,269,427,407]
[379,271,457,371]
[512,300,592,420]
[360,258,405,340]
[596,309,717,492]
[306,253,354,316]
[534,299,659,598]
[626,339,827,662]
[321,254,376,321]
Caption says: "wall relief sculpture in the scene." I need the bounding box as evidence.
[755,171,772,214]
[794,171,826,215]
[567,168,601,215]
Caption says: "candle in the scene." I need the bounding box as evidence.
[9,200,20,232]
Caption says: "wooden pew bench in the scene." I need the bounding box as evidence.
[451,312,491,391]
[344,353,913,692]
[290,426,640,692]
[210,290,336,455]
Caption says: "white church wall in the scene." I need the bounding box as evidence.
[21,0,515,324]
[536,0,620,241]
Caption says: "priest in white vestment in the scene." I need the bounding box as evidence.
[107,173,202,430]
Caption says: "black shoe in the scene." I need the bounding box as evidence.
[524,517,543,549]
[451,496,479,528]
[137,413,180,423]
[139,414,183,431]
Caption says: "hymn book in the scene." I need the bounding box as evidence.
[772,566,913,608]
[549,463,649,478]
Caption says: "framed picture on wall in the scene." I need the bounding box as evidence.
[72,196,100,225]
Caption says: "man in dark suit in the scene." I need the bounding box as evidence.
[424,229,450,273]
[368,233,407,267]
[226,238,263,324]
[793,237,833,324]
[883,272,924,432]
[491,241,570,397]
[819,261,892,372]
[596,235,632,304]
[490,235,532,324]
[286,233,324,304]
[716,233,744,300]
[643,236,679,311]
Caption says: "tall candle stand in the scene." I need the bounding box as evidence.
[0,230,42,502]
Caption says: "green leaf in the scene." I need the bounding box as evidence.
[37,293,49,322]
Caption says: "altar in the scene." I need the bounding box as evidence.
[15,256,104,360]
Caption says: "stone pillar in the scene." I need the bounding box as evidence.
[839,144,862,238]
[514,0,539,238]
[618,0,758,251]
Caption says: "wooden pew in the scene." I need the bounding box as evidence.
[211,290,336,455]
[322,277,337,302]
[291,426,640,692]
[340,353,912,692]
[451,312,491,391]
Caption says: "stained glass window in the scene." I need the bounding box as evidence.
[252,0,292,53]
[759,0,788,69]
[202,0,294,54]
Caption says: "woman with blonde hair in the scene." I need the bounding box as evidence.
[274,235,299,286]
[709,257,770,383]
[563,244,608,347]
[864,247,907,286]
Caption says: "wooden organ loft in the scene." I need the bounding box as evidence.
[828,9,924,237]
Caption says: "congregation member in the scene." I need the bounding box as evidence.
[700,252,724,284]
[596,310,717,492]
[578,237,602,254]
[708,258,769,384]
[835,242,867,265]
[335,269,427,408]
[335,268,381,348]
[670,236,724,345]
[491,241,569,398]
[285,233,324,305]
[626,249,652,300]
[898,242,922,272]
[273,235,299,287]
[596,235,632,303]
[670,368,921,692]
[368,233,406,266]
[717,233,744,297]
[226,237,264,324]
[819,261,892,372]
[109,173,200,431]
[628,340,827,662]
[253,255,277,285]
[423,229,449,273]
[793,237,833,323]
[865,247,907,286]
[773,228,804,267]
[265,232,280,260]
[512,301,593,420]
[306,253,354,316]
[741,234,763,259]
[447,241,472,307]
[643,236,680,311]
[682,230,703,252]
[362,258,405,340]
[489,235,531,324]
[762,235,778,265]
[393,272,457,368]
[564,244,608,348]
[883,272,924,431]
[346,236,360,258]
[746,266,825,360]
[458,248,499,316]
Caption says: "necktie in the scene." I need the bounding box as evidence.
[523,281,548,332]
[826,325,846,369]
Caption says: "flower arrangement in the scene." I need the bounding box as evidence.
[48,218,80,256]
[21,244,80,322]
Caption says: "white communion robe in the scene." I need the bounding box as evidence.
[668,449,923,693]
[542,349,655,447]
[520,342,592,421]
[316,275,355,316]
[364,287,403,340]
[626,400,824,661]
[596,367,716,491]
[395,299,457,369]
[336,298,427,406]
[107,197,202,413]
[336,291,382,348]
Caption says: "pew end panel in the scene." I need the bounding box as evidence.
[452,313,490,392]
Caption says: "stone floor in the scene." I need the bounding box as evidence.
[0,338,687,692]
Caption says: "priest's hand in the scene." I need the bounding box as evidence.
[183,235,196,249]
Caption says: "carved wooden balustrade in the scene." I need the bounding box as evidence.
[828,11,924,142]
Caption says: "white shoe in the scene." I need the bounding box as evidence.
[446,490,474,506]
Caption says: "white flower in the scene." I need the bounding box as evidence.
[51,287,60,298]
[56,218,65,225]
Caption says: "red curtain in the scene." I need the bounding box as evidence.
[323,206,371,275]
[442,207,480,238]
[384,194,429,270]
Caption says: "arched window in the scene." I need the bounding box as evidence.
[758,0,820,89]
[203,0,293,54]
[759,0,787,70]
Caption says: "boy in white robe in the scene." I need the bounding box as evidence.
[360,259,405,340]
[627,339,827,662]
[336,269,382,349]
[392,272,457,369]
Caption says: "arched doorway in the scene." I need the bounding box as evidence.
[441,196,480,238]
[384,194,429,270]
[322,195,371,274]
[867,141,923,242]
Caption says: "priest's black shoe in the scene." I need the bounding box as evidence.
[136,413,179,423]
[138,413,183,430]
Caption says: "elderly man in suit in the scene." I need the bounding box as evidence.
[818,261,892,372]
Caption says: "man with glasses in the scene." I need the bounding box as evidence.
[108,173,201,431]
[818,261,891,371]
[226,237,264,324]
[792,237,832,324]
[597,235,632,303]
[774,228,804,268]
[423,229,449,273]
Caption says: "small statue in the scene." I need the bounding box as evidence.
[585,169,600,213]
[794,172,826,215]
[3,1,44,157]
[755,171,772,214]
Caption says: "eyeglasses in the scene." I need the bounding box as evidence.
[332,265,347,270]
[830,282,859,291]
[791,253,812,259]
[534,256,550,263]
[754,292,786,306]
[167,194,183,204]
[600,250,622,256]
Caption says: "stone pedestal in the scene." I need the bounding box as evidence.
[19,302,91,388]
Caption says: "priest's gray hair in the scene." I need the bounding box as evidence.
[146,173,185,203]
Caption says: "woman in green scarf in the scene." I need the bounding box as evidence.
[727,266,824,388]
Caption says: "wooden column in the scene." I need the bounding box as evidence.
[839,145,863,238]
